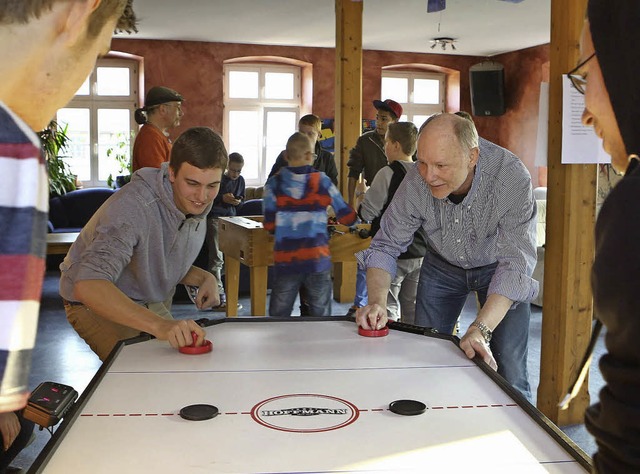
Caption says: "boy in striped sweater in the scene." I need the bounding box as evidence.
[263,132,356,317]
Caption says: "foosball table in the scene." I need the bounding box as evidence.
[218,216,371,316]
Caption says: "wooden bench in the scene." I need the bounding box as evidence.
[46,232,79,256]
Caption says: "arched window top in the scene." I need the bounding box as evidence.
[225,56,311,69]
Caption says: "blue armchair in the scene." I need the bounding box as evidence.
[48,187,115,233]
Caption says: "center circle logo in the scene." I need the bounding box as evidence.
[251,393,359,433]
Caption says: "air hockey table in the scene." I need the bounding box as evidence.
[30,318,592,473]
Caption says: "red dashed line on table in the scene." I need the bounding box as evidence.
[81,413,178,417]
[428,404,517,410]
[80,404,518,417]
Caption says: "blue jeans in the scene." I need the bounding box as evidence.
[353,267,368,307]
[269,270,332,317]
[415,249,532,400]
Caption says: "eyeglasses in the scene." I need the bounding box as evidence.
[567,52,596,95]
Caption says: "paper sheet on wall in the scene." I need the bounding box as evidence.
[535,82,549,167]
[561,75,610,164]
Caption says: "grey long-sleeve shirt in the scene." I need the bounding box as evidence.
[59,163,210,304]
[357,138,539,304]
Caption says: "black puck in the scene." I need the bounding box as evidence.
[179,404,219,421]
[389,399,426,416]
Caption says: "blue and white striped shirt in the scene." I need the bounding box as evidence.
[357,138,539,303]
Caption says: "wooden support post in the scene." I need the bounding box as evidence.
[335,0,363,198]
[537,0,595,425]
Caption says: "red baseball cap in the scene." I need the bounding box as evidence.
[373,99,403,119]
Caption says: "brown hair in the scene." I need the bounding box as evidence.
[229,152,244,165]
[298,114,322,131]
[387,122,418,156]
[170,127,228,174]
[0,0,137,36]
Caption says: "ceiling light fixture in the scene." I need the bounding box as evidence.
[430,37,457,51]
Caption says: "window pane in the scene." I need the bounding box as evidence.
[96,67,130,96]
[75,76,90,96]
[265,110,297,174]
[229,71,259,99]
[228,110,260,181]
[412,115,432,130]
[97,109,131,181]
[265,72,294,100]
[381,77,408,103]
[414,78,440,104]
[57,108,91,182]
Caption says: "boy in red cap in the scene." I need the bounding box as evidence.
[345,99,402,316]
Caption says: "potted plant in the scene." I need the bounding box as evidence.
[39,120,77,196]
[106,132,133,189]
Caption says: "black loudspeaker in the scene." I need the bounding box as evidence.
[469,61,506,116]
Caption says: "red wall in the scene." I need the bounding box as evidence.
[494,45,550,187]
[111,38,549,187]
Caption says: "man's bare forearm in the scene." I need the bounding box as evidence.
[366,267,392,307]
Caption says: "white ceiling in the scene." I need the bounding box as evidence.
[118,0,551,57]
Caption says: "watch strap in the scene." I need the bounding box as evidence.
[471,321,492,343]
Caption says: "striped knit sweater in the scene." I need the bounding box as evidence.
[0,102,47,408]
[263,165,356,276]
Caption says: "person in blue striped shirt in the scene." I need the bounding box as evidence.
[356,113,538,399]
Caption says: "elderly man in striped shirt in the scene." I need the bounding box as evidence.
[356,113,538,399]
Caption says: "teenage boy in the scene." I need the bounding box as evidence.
[263,132,356,317]
[345,99,403,317]
[60,127,227,361]
[357,122,426,324]
[268,114,338,185]
[206,152,245,310]
[347,99,403,205]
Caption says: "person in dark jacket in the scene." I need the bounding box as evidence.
[346,99,402,206]
[578,2,640,472]
[345,99,403,317]
[268,114,337,185]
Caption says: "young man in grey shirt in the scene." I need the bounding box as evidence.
[60,127,227,360]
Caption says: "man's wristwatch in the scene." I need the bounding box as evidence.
[471,321,492,343]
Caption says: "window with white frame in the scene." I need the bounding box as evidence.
[57,57,138,188]
[224,64,301,186]
[381,71,445,129]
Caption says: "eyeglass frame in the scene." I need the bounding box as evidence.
[567,52,596,95]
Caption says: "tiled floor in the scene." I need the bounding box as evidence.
[10,270,605,471]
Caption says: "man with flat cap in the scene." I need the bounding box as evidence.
[132,86,184,172]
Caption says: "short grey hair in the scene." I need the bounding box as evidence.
[420,113,479,152]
